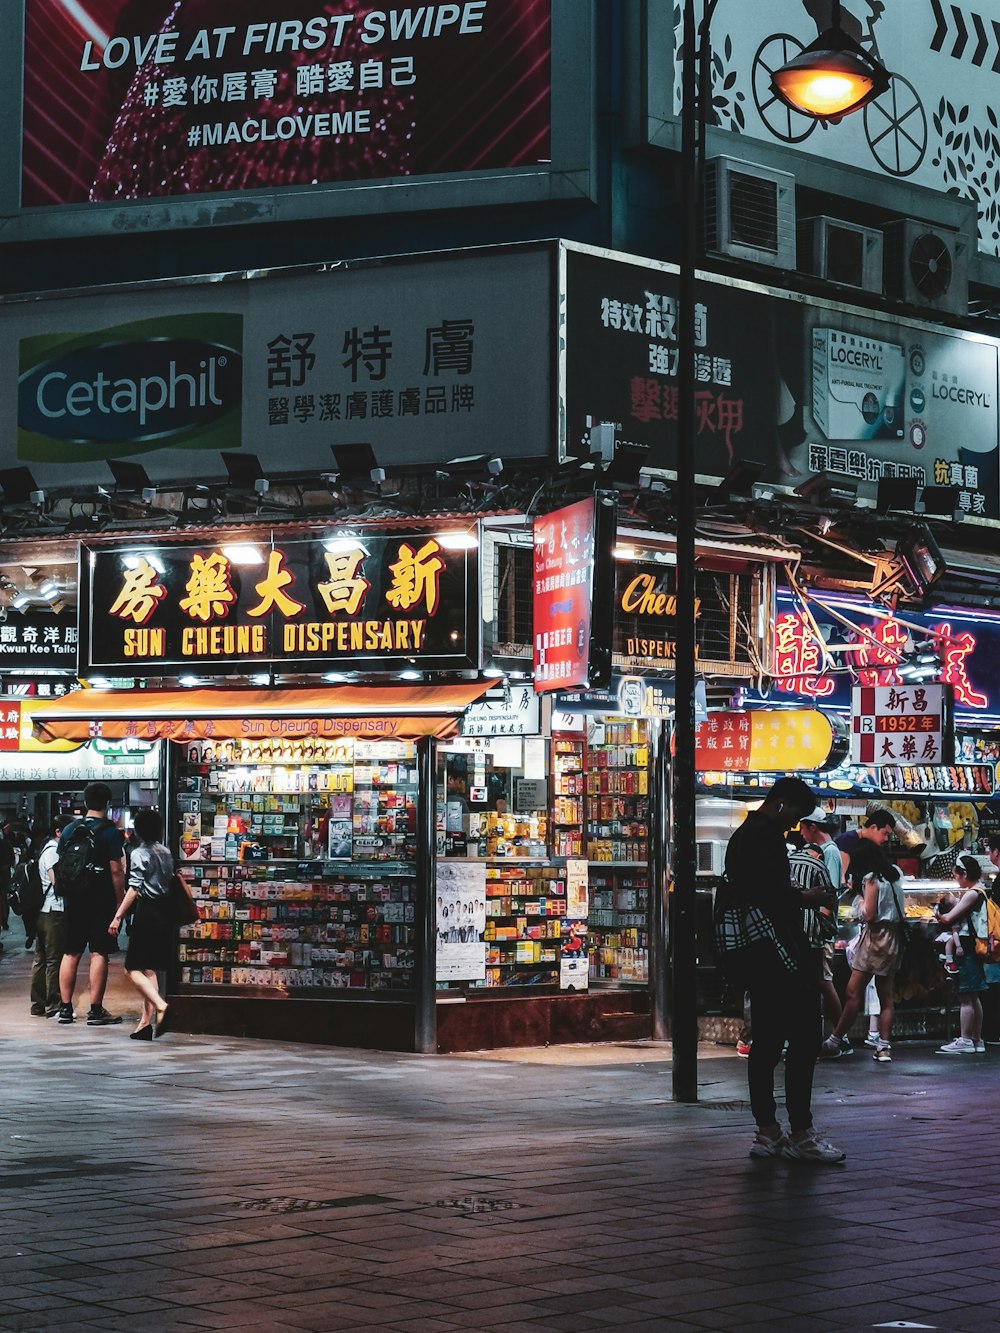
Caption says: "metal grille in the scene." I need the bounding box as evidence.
[614,568,760,676]
[493,542,533,659]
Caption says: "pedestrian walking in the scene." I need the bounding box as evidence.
[821,834,905,1063]
[936,853,988,1055]
[800,806,847,1047]
[109,809,173,1040]
[29,818,70,1017]
[56,782,127,1026]
[721,776,845,1164]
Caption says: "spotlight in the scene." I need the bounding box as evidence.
[719,458,766,495]
[919,485,963,520]
[221,451,267,488]
[876,477,919,514]
[108,459,156,498]
[331,442,379,483]
[0,467,43,506]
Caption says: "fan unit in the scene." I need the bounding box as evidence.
[799,216,883,293]
[704,156,795,269]
[882,219,969,316]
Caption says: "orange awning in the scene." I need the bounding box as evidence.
[28,682,494,744]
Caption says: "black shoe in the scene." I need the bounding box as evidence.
[129,1025,154,1041]
[30,1005,46,1016]
[86,1006,123,1026]
[24,937,34,950]
[56,1004,75,1023]
[154,1007,170,1038]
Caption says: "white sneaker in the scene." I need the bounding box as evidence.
[938,1037,976,1054]
[974,1039,987,1053]
[781,1130,846,1163]
[749,1129,787,1158]
[863,1033,880,1048]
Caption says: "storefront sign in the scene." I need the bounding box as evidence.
[851,684,954,767]
[565,248,999,516]
[22,1,552,209]
[0,739,158,781]
[82,532,478,674]
[765,589,1000,726]
[460,684,539,736]
[533,498,595,692]
[696,709,840,773]
[0,677,75,698]
[0,614,77,669]
[0,701,20,751]
[2,248,552,489]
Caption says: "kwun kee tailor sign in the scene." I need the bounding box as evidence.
[82,533,478,676]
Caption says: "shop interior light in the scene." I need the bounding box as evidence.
[323,672,350,683]
[221,544,266,565]
[771,2,891,119]
[613,546,637,561]
[324,537,370,556]
[87,677,112,689]
[11,590,31,612]
[178,675,201,687]
[250,673,271,686]
[400,669,421,681]
[482,667,506,678]
[123,552,166,574]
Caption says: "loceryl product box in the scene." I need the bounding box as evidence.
[812,328,905,440]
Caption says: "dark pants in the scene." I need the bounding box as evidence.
[31,911,63,1012]
[746,954,822,1135]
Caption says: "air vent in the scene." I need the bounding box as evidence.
[882,218,969,316]
[704,156,795,269]
[799,216,882,293]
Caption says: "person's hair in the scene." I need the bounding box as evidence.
[132,809,163,845]
[864,810,896,831]
[51,815,73,838]
[785,831,805,850]
[988,835,1000,854]
[956,853,983,882]
[83,781,113,813]
[763,776,815,816]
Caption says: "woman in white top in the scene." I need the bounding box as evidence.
[936,854,989,1055]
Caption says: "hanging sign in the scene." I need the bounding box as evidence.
[460,684,539,736]
[82,531,478,675]
[695,709,841,773]
[0,614,78,669]
[533,498,595,692]
[850,684,954,767]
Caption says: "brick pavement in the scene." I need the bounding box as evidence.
[1,916,999,1333]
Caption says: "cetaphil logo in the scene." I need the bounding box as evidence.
[17,314,243,459]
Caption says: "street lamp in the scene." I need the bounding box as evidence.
[670,0,889,1104]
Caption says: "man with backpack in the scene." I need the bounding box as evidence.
[55,783,127,1026]
[29,817,71,1017]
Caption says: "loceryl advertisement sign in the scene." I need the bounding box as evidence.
[2,246,552,489]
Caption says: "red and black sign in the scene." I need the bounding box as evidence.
[82,532,479,676]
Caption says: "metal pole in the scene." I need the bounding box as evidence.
[670,0,703,1102]
[413,735,438,1054]
[650,718,670,1041]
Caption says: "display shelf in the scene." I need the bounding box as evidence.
[175,740,418,993]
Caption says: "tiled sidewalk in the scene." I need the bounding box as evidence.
[1,918,998,1333]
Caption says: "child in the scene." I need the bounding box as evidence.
[935,891,963,976]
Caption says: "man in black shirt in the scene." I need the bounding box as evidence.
[725,776,845,1164]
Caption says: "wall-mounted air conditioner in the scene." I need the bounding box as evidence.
[882,218,969,317]
[704,156,796,270]
[696,839,727,876]
[799,215,883,294]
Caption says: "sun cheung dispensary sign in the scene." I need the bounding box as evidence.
[82,532,479,675]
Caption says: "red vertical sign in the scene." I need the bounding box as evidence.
[533,498,595,693]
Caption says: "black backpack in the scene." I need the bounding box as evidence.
[54,819,104,903]
[11,857,44,918]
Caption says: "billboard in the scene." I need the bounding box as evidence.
[9,1,593,238]
[654,2,1000,255]
[1,246,553,487]
[563,245,1000,516]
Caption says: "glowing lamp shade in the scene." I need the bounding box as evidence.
[771,35,890,119]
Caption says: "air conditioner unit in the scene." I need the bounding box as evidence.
[696,839,727,875]
[704,156,795,270]
[882,218,969,316]
[799,215,883,293]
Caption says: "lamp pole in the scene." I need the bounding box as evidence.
[669,0,891,1104]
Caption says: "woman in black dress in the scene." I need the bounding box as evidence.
[109,810,173,1040]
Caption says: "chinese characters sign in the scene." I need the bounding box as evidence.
[533,499,594,692]
[4,248,551,487]
[0,614,77,670]
[0,702,20,752]
[83,532,478,675]
[695,710,838,773]
[613,561,759,672]
[22,0,551,208]
[850,684,954,767]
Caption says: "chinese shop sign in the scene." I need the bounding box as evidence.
[764,589,999,724]
[0,614,78,670]
[564,247,999,517]
[0,702,20,751]
[5,248,550,487]
[850,684,954,767]
[533,498,595,692]
[695,709,840,773]
[82,533,478,675]
[22,1,552,208]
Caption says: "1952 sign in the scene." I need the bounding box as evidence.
[82,531,479,676]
